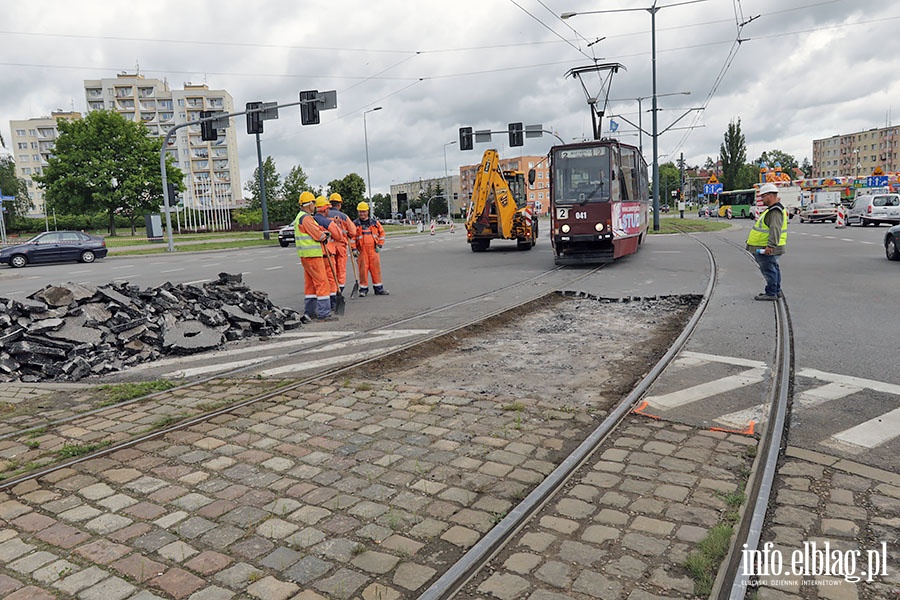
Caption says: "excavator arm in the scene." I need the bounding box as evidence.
[466,149,522,239]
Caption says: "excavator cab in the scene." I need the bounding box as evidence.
[466,149,537,252]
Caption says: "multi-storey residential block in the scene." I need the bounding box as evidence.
[8,111,81,216]
[390,176,461,219]
[83,72,242,218]
[459,154,550,214]
[812,126,900,178]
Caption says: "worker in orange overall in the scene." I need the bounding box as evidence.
[293,192,337,321]
[313,195,345,311]
[327,193,358,294]
[353,202,389,296]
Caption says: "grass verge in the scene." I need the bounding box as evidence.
[96,380,177,406]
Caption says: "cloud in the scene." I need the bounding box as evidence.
[3,0,899,196]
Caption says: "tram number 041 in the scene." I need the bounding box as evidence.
[573,211,588,220]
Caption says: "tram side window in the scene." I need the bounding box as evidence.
[619,146,639,202]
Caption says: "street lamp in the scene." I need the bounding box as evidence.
[443,140,456,216]
[853,148,860,179]
[611,91,690,157]
[363,106,383,203]
[563,1,708,232]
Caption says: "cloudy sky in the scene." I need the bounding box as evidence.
[2,0,898,197]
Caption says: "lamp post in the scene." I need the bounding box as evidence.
[853,148,860,180]
[443,140,456,217]
[363,106,383,203]
[562,1,707,232]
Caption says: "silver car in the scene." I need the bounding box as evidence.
[847,194,900,227]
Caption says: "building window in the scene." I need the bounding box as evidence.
[23,168,31,174]
[15,129,25,136]
[29,129,36,136]
[17,142,27,149]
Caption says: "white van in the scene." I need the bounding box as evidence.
[846,194,900,227]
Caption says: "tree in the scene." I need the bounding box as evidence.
[327,173,366,217]
[736,163,759,190]
[800,157,812,178]
[370,193,392,219]
[719,118,747,191]
[657,162,681,206]
[703,156,718,176]
[245,156,282,213]
[35,110,181,236]
[273,164,311,224]
[0,155,32,223]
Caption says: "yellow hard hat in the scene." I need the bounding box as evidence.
[329,192,343,204]
[357,202,369,211]
[299,191,315,205]
[315,196,330,209]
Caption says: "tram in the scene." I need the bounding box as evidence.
[541,139,651,265]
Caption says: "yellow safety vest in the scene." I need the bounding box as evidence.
[293,211,323,258]
[747,205,788,247]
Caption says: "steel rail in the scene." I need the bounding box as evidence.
[417,238,718,600]
[715,295,793,599]
[0,262,610,491]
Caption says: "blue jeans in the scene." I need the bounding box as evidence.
[754,253,781,297]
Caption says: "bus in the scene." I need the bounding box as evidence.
[541,139,650,264]
[716,189,756,218]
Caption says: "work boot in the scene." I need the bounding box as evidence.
[316,315,339,322]
[754,294,777,301]
[374,286,390,295]
[358,289,368,297]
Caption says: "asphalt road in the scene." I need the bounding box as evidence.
[1,218,897,470]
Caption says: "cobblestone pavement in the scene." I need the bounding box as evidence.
[0,376,606,599]
[461,415,757,600]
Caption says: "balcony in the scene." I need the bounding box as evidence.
[117,99,135,109]
[186,98,204,108]
[86,88,102,98]
[114,87,134,98]
[159,113,174,122]
[138,87,155,98]
[88,101,104,111]
[140,100,156,110]
[140,113,155,122]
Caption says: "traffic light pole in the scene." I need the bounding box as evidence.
[255,131,270,240]
[159,94,332,251]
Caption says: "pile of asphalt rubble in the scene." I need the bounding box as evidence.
[0,273,303,383]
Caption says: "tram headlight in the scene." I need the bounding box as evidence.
[561,224,571,233]
[595,223,604,232]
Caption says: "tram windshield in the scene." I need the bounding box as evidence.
[552,146,611,205]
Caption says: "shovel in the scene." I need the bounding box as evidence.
[323,246,345,315]
[346,238,360,298]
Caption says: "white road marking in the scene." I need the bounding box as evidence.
[714,382,864,430]
[160,268,184,273]
[796,368,900,396]
[185,279,211,285]
[645,368,767,409]
[681,351,766,369]
[827,407,900,452]
[258,344,408,376]
[265,266,284,270]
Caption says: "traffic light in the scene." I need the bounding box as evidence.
[200,110,217,141]
[246,102,263,134]
[299,90,320,125]
[459,126,473,151]
[166,182,177,202]
[508,122,524,147]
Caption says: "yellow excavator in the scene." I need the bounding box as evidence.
[465,149,537,252]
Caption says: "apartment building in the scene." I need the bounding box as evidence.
[390,176,461,218]
[812,126,900,178]
[458,154,549,214]
[83,72,242,213]
[8,111,81,216]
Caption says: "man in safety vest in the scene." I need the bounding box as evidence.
[746,182,787,301]
[292,191,338,321]
[327,193,358,294]
[353,202,389,296]
[313,195,345,310]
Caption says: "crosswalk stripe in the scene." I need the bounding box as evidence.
[797,368,900,396]
[827,407,900,451]
[680,351,766,369]
[258,344,408,376]
[645,367,767,409]
[714,382,864,429]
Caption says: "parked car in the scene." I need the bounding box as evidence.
[798,202,838,223]
[885,224,900,261]
[0,230,108,268]
[277,225,295,247]
[698,204,716,218]
[846,193,900,227]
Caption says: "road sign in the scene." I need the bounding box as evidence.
[867,175,888,188]
[704,183,723,195]
[708,174,719,184]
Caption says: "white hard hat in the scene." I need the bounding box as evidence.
[759,183,779,195]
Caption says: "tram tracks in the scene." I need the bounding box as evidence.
[0,262,596,491]
[0,234,796,600]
